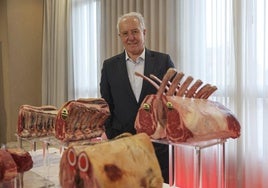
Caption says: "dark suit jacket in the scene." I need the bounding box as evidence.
[100,48,175,139]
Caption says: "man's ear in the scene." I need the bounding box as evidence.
[143,29,146,35]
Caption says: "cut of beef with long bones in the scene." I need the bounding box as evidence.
[55,98,110,142]
[17,105,58,138]
[135,68,241,142]
[17,98,110,142]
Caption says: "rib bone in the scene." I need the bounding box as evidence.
[135,68,217,99]
[149,74,171,93]
[176,76,194,96]
[185,79,203,98]
[166,72,184,96]
[201,86,218,99]
[195,84,212,98]
[156,68,177,99]
[135,72,160,90]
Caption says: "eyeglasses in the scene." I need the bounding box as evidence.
[119,29,141,38]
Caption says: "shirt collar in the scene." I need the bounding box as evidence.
[125,49,145,62]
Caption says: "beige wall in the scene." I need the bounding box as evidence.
[0,0,43,143]
[0,0,8,143]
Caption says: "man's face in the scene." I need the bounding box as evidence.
[119,17,146,57]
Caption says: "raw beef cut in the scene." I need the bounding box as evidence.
[17,105,58,138]
[0,149,17,181]
[7,148,33,173]
[0,148,33,182]
[55,98,110,142]
[17,98,110,142]
[59,133,163,188]
[135,68,241,142]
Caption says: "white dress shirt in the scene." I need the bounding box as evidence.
[125,49,145,102]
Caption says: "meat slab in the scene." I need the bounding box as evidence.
[7,148,33,173]
[135,68,241,142]
[55,98,110,142]
[59,133,163,188]
[17,98,110,142]
[17,105,58,138]
[0,148,33,182]
[0,149,17,182]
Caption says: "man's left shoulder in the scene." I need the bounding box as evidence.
[146,49,170,57]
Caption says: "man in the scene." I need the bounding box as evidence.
[100,12,174,183]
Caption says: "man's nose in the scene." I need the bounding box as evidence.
[128,33,135,40]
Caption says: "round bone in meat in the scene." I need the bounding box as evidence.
[59,133,163,188]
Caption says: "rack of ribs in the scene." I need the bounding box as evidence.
[135,68,241,142]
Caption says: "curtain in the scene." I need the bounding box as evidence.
[42,0,73,107]
[236,0,268,187]
[71,0,101,98]
[170,1,238,188]
[42,0,99,107]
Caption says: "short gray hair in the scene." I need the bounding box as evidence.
[117,12,146,33]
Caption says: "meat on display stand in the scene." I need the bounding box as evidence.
[16,133,103,155]
[14,134,61,187]
[14,133,104,187]
[152,138,226,188]
[14,134,226,188]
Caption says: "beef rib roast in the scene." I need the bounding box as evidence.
[17,105,58,138]
[135,68,241,142]
[55,98,110,142]
[17,98,110,142]
[59,133,163,188]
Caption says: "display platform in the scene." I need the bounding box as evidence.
[1,144,170,188]
[0,147,60,188]
[0,171,55,188]
[152,138,227,188]
[10,135,226,188]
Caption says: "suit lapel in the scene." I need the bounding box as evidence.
[143,49,156,77]
[117,52,138,103]
[139,49,156,103]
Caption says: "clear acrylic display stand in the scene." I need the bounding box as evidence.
[15,133,39,152]
[15,134,56,187]
[152,138,226,188]
[14,133,103,187]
